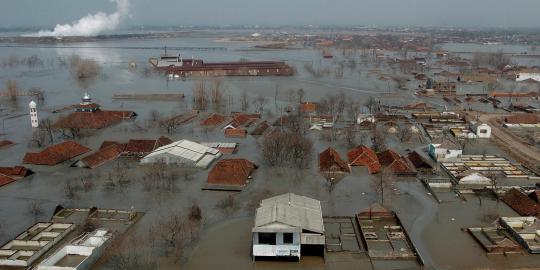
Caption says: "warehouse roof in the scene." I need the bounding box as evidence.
[141,139,221,168]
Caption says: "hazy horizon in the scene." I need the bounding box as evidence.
[2,0,540,30]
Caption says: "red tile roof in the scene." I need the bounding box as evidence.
[407,151,432,169]
[23,141,91,166]
[207,158,257,187]
[250,121,270,135]
[529,190,540,203]
[225,128,247,138]
[228,112,260,128]
[502,188,540,216]
[100,141,127,151]
[319,147,350,173]
[0,166,33,179]
[300,102,318,113]
[0,140,14,148]
[347,145,380,174]
[505,114,539,124]
[78,144,123,169]
[377,150,416,176]
[377,150,401,166]
[53,110,136,129]
[124,136,172,155]
[0,174,16,187]
[200,113,226,126]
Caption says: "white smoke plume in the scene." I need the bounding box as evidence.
[32,0,129,37]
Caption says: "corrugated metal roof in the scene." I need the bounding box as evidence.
[141,139,220,166]
[253,193,324,234]
[201,142,238,148]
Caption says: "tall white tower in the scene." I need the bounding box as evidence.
[29,100,38,128]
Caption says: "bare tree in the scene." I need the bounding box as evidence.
[261,130,313,168]
[5,80,19,103]
[210,78,225,107]
[296,88,305,104]
[371,128,387,153]
[364,96,377,114]
[371,167,394,204]
[253,96,267,114]
[69,55,102,89]
[188,202,203,222]
[26,201,45,221]
[192,79,208,110]
[397,124,412,142]
[39,118,55,144]
[216,194,238,216]
[344,126,358,147]
[240,90,249,111]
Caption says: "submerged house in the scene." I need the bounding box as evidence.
[428,137,462,161]
[502,188,540,216]
[53,93,136,130]
[23,141,91,166]
[204,158,257,191]
[252,193,325,260]
[347,145,381,174]
[377,149,417,176]
[0,166,34,187]
[319,147,351,173]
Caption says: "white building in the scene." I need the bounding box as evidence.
[458,172,492,186]
[515,71,540,82]
[428,137,463,161]
[37,229,111,270]
[29,100,38,128]
[140,139,221,168]
[252,193,325,260]
[473,123,491,138]
[356,114,375,125]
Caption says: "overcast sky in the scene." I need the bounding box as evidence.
[2,0,540,28]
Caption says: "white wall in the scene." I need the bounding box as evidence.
[516,72,540,82]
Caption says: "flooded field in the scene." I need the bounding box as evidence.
[0,31,540,270]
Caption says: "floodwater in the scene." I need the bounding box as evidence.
[1,31,540,269]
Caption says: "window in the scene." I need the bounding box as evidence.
[283,233,293,244]
[480,129,487,134]
[258,233,276,245]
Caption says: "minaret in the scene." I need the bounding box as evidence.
[29,100,38,128]
[81,92,92,105]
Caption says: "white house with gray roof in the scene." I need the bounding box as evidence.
[252,193,325,260]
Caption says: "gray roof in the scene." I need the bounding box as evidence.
[253,193,324,234]
[140,139,221,167]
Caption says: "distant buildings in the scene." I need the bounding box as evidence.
[252,193,325,260]
[150,56,294,77]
